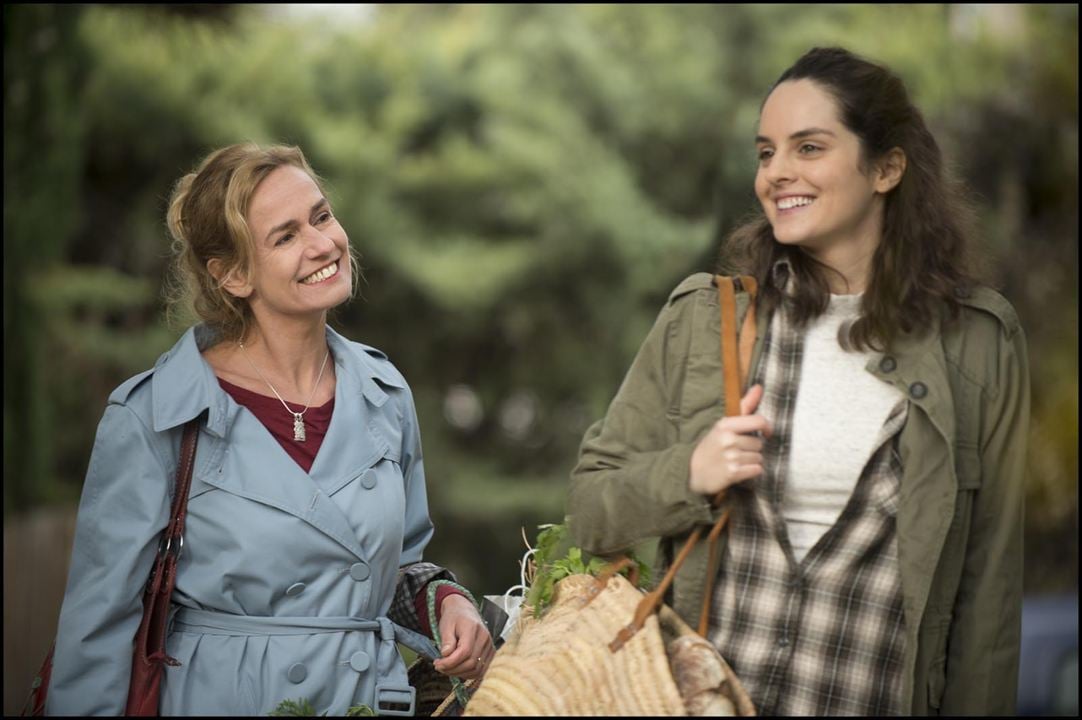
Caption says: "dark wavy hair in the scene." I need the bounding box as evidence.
[722,47,981,351]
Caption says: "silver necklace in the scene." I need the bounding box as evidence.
[237,341,330,442]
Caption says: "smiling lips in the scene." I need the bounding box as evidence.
[776,195,816,211]
[300,261,338,285]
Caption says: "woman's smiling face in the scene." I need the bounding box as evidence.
[240,164,352,328]
[754,79,887,258]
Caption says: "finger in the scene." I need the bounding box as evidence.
[725,450,763,467]
[716,414,773,437]
[740,384,764,416]
[729,435,764,453]
[728,463,764,483]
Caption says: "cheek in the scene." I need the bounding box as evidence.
[754,173,771,204]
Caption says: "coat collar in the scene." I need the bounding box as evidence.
[150,324,405,437]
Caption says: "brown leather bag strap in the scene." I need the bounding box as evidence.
[610,275,758,651]
[716,276,742,418]
[157,419,200,567]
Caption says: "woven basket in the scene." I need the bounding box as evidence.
[462,574,755,716]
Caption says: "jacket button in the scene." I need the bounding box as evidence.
[350,651,371,673]
[879,356,897,373]
[360,470,377,490]
[285,582,306,597]
[350,562,370,581]
[288,663,308,684]
[909,382,928,400]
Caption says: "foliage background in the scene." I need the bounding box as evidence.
[3,3,1077,710]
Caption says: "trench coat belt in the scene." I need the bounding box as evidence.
[171,606,440,659]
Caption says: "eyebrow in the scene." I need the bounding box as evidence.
[265,198,329,243]
[755,127,837,144]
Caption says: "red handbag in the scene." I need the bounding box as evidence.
[23,419,201,716]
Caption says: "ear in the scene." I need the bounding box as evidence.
[207,258,254,299]
[874,148,907,194]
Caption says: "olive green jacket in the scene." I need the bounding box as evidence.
[568,273,1029,715]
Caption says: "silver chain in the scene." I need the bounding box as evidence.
[237,341,330,441]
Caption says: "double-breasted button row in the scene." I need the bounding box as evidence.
[287,652,371,683]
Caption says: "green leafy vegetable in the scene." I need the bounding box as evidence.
[524,523,652,618]
[269,698,374,716]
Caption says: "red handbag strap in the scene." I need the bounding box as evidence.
[160,419,201,562]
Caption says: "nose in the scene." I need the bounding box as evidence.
[762,153,795,187]
[304,226,337,256]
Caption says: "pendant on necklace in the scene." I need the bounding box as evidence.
[293,413,307,442]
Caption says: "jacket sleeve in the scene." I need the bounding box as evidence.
[389,384,454,635]
[941,324,1030,714]
[567,296,716,556]
[45,404,172,716]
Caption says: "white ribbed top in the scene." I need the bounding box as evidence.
[783,294,904,562]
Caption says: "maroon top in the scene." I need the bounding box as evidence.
[217,376,467,636]
[218,377,334,474]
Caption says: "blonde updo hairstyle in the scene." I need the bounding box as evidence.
[164,143,358,342]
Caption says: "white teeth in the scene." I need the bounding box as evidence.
[777,196,815,210]
[302,262,337,284]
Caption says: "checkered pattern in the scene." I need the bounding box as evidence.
[390,562,457,635]
[707,277,909,716]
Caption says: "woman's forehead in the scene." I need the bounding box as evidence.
[758,79,845,137]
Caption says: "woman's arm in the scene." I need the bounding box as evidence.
[941,323,1030,714]
[568,295,717,556]
[46,404,172,715]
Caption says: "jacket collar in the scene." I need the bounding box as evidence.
[150,324,404,436]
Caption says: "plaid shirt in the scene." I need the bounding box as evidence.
[390,562,456,635]
[707,275,909,715]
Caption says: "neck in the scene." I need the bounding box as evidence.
[806,212,882,295]
[239,320,331,392]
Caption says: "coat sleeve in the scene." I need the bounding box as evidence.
[45,404,172,716]
[940,324,1029,714]
[388,384,455,635]
[567,296,716,556]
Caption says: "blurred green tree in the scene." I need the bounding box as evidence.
[3,3,1075,597]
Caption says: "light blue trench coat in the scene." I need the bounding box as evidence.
[46,324,443,716]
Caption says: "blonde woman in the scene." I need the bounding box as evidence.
[47,144,493,715]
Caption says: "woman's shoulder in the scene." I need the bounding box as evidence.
[953,285,1023,340]
[331,332,409,391]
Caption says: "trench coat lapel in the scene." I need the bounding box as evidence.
[148,325,401,561]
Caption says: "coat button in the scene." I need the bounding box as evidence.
[350,651,371,673]
[879,356,897,373]
[285,582,306,597]
[288,663,308,684]
[909,382,928,400]
[350,562,370,581]
[360,470,377,490]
